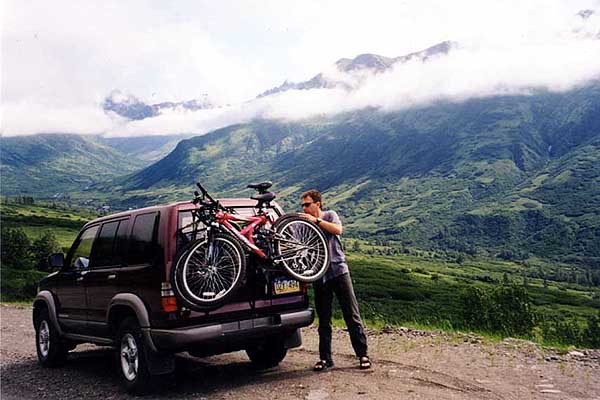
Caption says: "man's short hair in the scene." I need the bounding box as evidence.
[301,189,322,204]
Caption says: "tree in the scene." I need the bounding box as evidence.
[352,240,361,252]
[32,231,61,264]
[1,227,32,269]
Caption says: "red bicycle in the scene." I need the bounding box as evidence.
[172,181,330,311]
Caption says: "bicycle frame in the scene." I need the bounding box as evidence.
[213,210,274,259]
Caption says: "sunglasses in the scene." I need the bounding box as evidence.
[301,202,315,208]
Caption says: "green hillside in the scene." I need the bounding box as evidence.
[0,134,146,195]
[102,84,600,264]
[0,200,96,248]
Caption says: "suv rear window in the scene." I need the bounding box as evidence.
[128,212,159,265]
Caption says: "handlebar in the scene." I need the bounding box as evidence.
[193,182,230,212]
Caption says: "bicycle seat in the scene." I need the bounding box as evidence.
[251,191,276,203]
[247,181,272,193]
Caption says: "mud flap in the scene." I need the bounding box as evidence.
[284,328,302,349]
[145,347,175,376]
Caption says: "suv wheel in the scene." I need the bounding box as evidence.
[246,338,288,369]
[115,317,151,394]
[35,308,68,367]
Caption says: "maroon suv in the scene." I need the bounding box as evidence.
[33,199,313,393]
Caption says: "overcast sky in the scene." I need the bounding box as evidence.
[2,0,600,136]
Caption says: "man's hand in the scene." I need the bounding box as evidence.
[299,213,318,223]
[299,212,342,235]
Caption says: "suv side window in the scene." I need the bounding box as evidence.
[90,220,119,268]
[69,225,100,270]
[127,212,159,265]
[113,218,130,266]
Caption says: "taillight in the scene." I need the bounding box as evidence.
[161,282,178,312]
[302,282,308,294]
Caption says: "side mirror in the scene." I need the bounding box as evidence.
[47,253,65,269]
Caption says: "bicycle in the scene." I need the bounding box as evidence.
[171,181,331,311]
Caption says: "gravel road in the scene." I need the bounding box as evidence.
[1,304,599,399]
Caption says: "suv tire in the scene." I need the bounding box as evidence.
[35,308,69,367]
[246,338,288,369]
[115,317,152,394]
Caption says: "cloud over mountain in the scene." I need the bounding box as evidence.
[3,1,600,137]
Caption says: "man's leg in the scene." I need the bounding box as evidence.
[332,273,368,358]
[313,279,334,363]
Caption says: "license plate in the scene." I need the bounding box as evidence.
[273,278,301,295]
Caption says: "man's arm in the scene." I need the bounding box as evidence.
[299,213,343,235]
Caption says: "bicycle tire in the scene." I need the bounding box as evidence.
[273,216,330,282]
[172,232,246,311]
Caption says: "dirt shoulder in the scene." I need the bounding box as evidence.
[1,304,598,399]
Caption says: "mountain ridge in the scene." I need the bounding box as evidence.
[103,90,214,121]
[258,40,458,97]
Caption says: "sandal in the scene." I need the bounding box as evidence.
[359,356,371,369]
[313,359,334,372]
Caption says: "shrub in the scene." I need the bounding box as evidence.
[584,313,600,347]
[458,285,535,336]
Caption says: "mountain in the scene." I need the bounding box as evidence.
[258,41,457,97]
[99,134,191,162]
[0,134,147,195]
[103,90,214,120]
[111,83,600,263]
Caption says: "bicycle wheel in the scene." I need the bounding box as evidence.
[172,233,246,311]
[273,216,330,282]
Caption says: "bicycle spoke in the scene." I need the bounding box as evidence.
[273,218,331,282]
[180,237,242,303]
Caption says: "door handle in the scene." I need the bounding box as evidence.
[76,270,89,282]
[108,274,117,280]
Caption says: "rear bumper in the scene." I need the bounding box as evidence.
[146,308,314,352]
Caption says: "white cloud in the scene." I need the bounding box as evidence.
[2,0,600,136]
[3,102,119,136]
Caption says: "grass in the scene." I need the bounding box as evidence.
[1,202,94,247]
[315,250,600,348]
[2,201,599,348]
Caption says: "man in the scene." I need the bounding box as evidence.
[299,189,371,371]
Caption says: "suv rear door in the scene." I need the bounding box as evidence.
[112,211,162,312]
[173,204,307,326]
